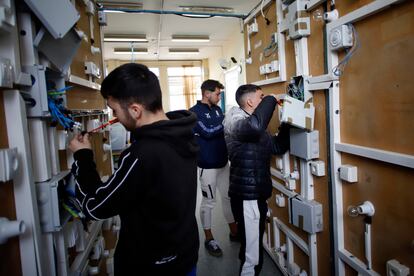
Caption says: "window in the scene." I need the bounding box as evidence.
[148,67,160,78]
[167,67,202,111]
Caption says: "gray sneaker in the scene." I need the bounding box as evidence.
[204,239,223,257]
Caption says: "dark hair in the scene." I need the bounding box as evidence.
[235,84,261,107]
[201,79,224,93]
[101,63,162,112]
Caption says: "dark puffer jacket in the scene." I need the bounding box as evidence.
[223,96,290,200]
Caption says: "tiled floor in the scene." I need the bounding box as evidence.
[195,183,283,276]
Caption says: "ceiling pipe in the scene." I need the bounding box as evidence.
[100,8,246,19]
[155,0,164,59]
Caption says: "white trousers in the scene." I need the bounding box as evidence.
[199,164,234,229]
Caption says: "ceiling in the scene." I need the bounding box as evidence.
[100,0,258,61]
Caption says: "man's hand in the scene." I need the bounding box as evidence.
[69,133,92,153]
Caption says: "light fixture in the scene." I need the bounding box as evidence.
[114,48,148,55]
[98,1,143,10]
[104,34,148,43]
[178,6,234,14]
[169,48,199,55]
[171,35,210,42]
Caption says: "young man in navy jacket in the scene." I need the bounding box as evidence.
[69,63,199,276]
[190,80,238,257]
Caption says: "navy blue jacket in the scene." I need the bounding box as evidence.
[190,101,228,169]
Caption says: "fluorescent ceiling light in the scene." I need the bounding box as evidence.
[104,34,148,42]
[179,6,234,14]
[114,48,148,55]
[171,35,210,42]
[97,1,143,9]
[169,48,199,55]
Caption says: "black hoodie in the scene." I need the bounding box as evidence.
[72,110,199,275]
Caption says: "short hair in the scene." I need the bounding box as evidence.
[235,84,261,107]
[101,63,162,112]
[201,79,224,94]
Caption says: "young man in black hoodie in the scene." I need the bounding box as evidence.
[223,84,290,276]
[69,63,199,276]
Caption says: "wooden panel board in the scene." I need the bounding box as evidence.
[339,1,414,155]
[0,91,22,276]
[342,153,414,274]
[66,86,106,110]
[71,0,104,84]
[245,1,297,83]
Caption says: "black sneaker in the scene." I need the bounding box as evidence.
[204,239,223,257]
[229,233,240,242]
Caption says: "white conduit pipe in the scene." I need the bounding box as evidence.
[0,217,26,244]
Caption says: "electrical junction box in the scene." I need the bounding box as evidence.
[285,0,310,40]
[279,95,315,130]
[84,61,101,79]
[98,10,107,26]
[24,0,79,39]
[36,170,72,232]
[310,160,325,176]
[386,259,410,276]
[275,194,286,207]
[22,65,49,118]
[265,63,272,74]
[329,24,353,51]
[289,129,319,160]
[248,21,258,35]
[339,165,358,183]
[288,197,323,234]
[259,65,266,75]
[270,60,279,72]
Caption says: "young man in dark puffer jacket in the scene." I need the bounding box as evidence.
[69,63,199,276]
[223,84,290,276]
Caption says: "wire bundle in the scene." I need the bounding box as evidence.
[287,77,304,101]
[47,86,78,130]
[333,24,360,77]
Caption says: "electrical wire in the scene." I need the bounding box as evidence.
[261,0,271,25]
[332,24,359,77]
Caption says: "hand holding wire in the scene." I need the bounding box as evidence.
[69,133,92,153]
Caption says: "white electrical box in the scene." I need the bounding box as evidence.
[387,259,410,276]
[259,65,266,75]
[84,61,101,79]
[270,60,279,72]
[310,160,325,176]
[289,129,319,160]
[288,197,323,234]
[279,95,315,130]
[36,171,72,232]
[286,0,310,40]
[23,65,49,117]
[287,178,296,191]
[329,24,353,51]
[98,10,107,26]
[275,194,286,207]
[24,0,80,39]
[265,63,272,74]
[0,148,18,182]
[339,165,358,183]
[248,21,259,35]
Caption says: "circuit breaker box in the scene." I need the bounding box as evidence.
[288,197,323,234]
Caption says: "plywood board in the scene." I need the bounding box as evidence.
[66,86,106,110]
[342,153,414,273]
[70,0,104,84]
[339,0,414,155]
